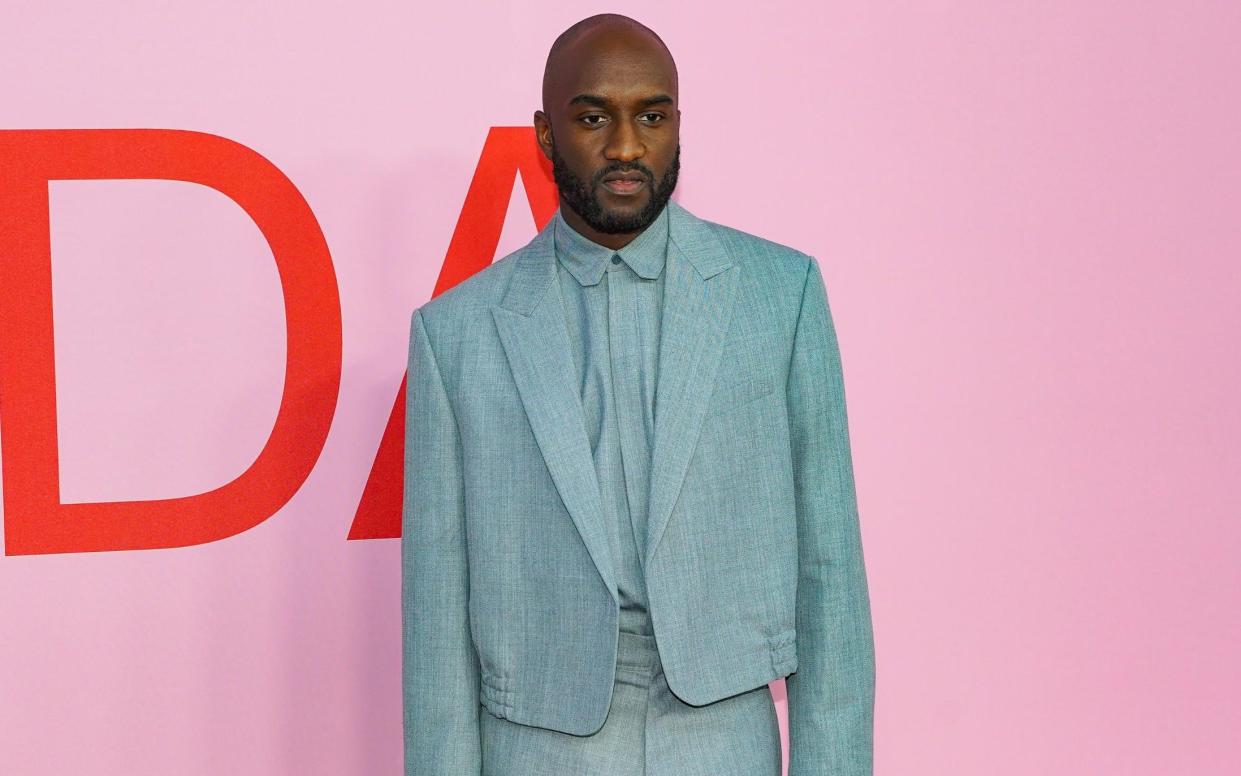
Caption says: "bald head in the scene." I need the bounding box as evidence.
[533,13,681,246]
[541,14,678,114]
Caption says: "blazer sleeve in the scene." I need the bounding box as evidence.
[402,307,483,776]
[784,256,877,776]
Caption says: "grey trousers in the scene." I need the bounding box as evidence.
[480,631,782,776]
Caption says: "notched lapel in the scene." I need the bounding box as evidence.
[491,224,619,605]
[644,202,741,568]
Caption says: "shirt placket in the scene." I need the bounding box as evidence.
[606,254,653,574]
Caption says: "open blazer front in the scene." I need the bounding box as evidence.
[402,200,876,776]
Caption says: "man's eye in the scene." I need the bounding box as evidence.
[581,115,608,126]
[640,113,664,123]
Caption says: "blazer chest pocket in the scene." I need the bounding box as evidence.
[705,374,777,418]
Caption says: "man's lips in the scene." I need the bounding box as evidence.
[600,177,647,195]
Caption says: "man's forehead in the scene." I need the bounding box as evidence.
[545,25,677,108]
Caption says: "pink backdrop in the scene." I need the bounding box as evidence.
[2,1,1239,774]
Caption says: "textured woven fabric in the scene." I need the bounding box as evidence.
[488,206,784,774]
[402,199,876,776]
[480,631,781,776]
[552,205,669,635]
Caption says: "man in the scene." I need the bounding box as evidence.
[403,13,875,776]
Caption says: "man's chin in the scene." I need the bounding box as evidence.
[595,198,661,229]
[592,212,653,234]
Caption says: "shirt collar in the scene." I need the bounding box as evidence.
[552,204,669,286]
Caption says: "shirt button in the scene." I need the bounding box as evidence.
[611,254,622,264]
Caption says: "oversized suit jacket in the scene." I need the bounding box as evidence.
[402,200,876,775]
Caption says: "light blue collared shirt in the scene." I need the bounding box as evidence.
[552,204,669,637]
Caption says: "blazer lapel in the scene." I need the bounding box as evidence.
[491,223,619,605]
[644,201,740,568]
[489,201,739,599]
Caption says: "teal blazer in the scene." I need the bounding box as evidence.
[402,200,875,775]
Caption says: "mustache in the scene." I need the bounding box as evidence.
[593,163,654,185]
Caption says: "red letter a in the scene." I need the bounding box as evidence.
[348,127,557,540]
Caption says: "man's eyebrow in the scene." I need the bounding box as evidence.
[639,94,674,107]
[567,93,675,109]
[568,94,609,108]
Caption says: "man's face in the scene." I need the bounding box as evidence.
[535,28,681,237]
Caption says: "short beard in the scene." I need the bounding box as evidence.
[550,141,681,235]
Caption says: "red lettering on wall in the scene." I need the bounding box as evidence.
[0,129,342,555]
[347,126,557,540]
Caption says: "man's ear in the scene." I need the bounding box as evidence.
[533,111,554,160]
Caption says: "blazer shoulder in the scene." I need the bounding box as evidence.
[694,214,814,287]
[412,246,525,343]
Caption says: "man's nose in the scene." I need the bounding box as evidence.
[604,118,645,163]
